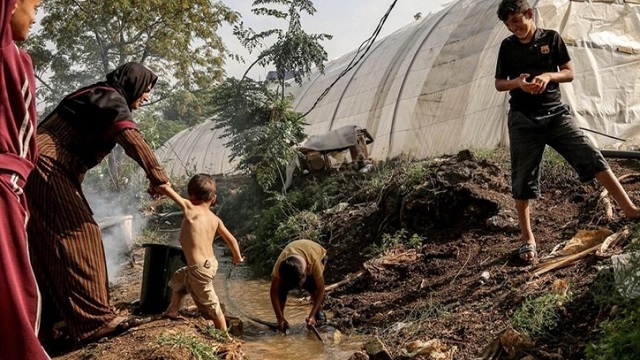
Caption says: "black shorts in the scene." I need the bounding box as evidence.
[508,105,609,199]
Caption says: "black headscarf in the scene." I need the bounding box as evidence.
[50,62,158,136]
[106,62,158,107]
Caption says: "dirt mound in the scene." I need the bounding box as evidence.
[323,153,640,359]
[324,151,519,279]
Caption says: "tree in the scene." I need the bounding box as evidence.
[207,0,331,191]
[29,0,240,117]
[210,78,306,192]
[27,0,240,191]
[234,0,332,98]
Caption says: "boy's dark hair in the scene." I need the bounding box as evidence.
[187,174,217,202]
[279,256,306,291]
[497,0,531,22]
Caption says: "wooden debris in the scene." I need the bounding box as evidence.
[402,339,457,359]
[363,249,419,276]
[480,329,533,360]
[598,189,614,220]
[597,228,629,256]
[532,229,629,277]
[325,270,365,292]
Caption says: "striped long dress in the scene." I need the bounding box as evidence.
[25,112,168,342]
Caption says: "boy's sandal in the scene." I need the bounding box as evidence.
[517,243,537,263]
[314,310,326,326]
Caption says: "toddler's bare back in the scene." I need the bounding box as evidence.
[179,206,219,266]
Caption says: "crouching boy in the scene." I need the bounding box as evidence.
[270,239,327,333]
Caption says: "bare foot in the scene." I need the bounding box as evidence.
[92,316,127,339]
[161,311,185,320]
[624,206,640,219]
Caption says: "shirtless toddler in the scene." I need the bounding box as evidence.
[156,174,243,331]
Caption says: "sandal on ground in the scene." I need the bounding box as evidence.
[314,311,326,326]
[517,243,537,263]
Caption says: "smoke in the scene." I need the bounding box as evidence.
[84,185,148,284]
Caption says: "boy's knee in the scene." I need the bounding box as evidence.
[198,301,223,320]
[511,184,539,200]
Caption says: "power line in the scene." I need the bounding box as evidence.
[300,0,399,118]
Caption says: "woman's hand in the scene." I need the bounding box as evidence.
[147,182,171,199]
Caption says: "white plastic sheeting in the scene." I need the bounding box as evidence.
[156,0,640,177]
[153,122,234,176]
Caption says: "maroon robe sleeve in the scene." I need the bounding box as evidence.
[2,0,15,48]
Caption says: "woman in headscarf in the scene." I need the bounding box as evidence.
[25,62,170,343]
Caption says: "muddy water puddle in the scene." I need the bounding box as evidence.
[213,245,362,360]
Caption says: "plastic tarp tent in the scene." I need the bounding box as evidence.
[155,0,640,177]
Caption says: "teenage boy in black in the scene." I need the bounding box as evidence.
[495,0,640,263]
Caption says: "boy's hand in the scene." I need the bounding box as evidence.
[149,183,171,197]
[232,255,244,265]
[306,316,316,327]
[277,318,289,333]
[517,73,538,94]
[147,183,161,199]
[531,73,551,94]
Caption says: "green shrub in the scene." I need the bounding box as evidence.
[510,292,569,338]
[587,304,640,360]
[366,229,424,256]
[587,234,640,359]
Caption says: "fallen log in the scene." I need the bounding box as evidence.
[325,271,365,292]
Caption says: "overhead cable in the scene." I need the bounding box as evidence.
[300,0,399,118]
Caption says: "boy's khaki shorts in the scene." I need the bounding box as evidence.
[169,257,223,319]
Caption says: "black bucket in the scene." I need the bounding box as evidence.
[139,243,186,314]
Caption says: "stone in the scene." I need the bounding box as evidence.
[363,336,392,360]
[348,351,369,360]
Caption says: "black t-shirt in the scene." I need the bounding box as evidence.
[495,28,571,113]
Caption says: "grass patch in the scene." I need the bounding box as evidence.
[407,296,450,321]
[133,228,171,246]
[473,146,510,169]
[157,334,221,360]
[200,325,231,343]
[366,229,424,256]
[510,291,570,338]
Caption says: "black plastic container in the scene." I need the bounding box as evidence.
[139,243,186,314]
